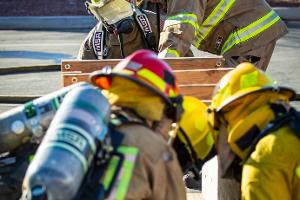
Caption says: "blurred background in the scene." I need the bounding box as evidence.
[0,0,299,16]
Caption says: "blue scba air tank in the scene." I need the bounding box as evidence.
[22,84,111,200]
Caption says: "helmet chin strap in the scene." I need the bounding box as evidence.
[178,127,202,179]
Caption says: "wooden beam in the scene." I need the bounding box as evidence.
[61,57,228,100]
[63,73,217,100]
[62,68,231,85]
[61,57,225,73]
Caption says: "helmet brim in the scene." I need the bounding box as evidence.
[90,70,172,104]
[216,86,296,113]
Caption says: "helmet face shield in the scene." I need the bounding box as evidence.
[87,0,134,24]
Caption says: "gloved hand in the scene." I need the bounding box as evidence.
[183,170,202,191]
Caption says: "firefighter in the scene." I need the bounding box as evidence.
[89,49,187,199]
[78,0,159,60]
[172,96,215,190]
[174,62,300,199]
[148,0,287,70]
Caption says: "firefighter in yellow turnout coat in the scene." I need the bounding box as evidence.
[153,0,287,70]
[174,63,300,199]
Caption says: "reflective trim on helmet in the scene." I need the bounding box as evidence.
[221,10,280,54]
[206,132,215,149]
[117,69,135,75]
[296,165,300,179]
[194,0,236,48]
[137,68,167,92]
[104,146,139,200]
[164,13,199,36]
[159,48,180,58]
[240,71,259,89]
[168,89,176,98]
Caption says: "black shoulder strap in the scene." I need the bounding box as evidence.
[75,109,146,200]
[110,108,146,127]
[74,129,124,200]
[133,8,157,52]
[246,104,300,160]
[92,22,107,59]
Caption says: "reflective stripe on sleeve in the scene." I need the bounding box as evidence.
[105,146,139,200]
[194,0,236,48]
[221,10,280,54]
[296,165,300,179]
[164,13,199,36]
[158,48,180,58]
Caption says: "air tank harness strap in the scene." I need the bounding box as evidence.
[134,8,157,52]
[246,103,300,160]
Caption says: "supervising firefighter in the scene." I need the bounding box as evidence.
[89,49,187,200]
[173,63,300,199]
[149,0,287,70]
[78,0,159,60]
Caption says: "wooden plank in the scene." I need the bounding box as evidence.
[62,68,230,86]
[174,69,230,85]
[61,57,226,101]
[61,57,225,73]
[179,85,215,100]
[63,74,216,100]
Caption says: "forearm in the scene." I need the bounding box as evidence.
[158,0,205,57]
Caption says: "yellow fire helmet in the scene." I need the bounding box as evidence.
[177,96,214,161]
[210,62,295,129]
[209,62,296,161]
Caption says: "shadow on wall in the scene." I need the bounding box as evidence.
[0,51,74,63]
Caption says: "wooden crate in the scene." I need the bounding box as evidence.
[61,57,231,101]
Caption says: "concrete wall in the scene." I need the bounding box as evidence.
[0,0,88,16]
[0,0,299,16]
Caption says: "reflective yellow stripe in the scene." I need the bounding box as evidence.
[240,71,258,89]
[117,146,139,155]
[159,48,180,58]
[221,10,280,54]
[167,49,180,57]
[194,0,236,48]
[115,147,138,200]
[164,13,199,36]
[168,88,176,98]
[102,156,120,190]
[137,69,166,91]
[104,146,139,200]
[296,165,300,179]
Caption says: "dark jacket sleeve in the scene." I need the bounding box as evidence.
[77,27,97,60]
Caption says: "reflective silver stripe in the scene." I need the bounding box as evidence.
[93,22,104,59]
[194,0,236,48]
[221,10,280,54]
[164,13,199,36]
